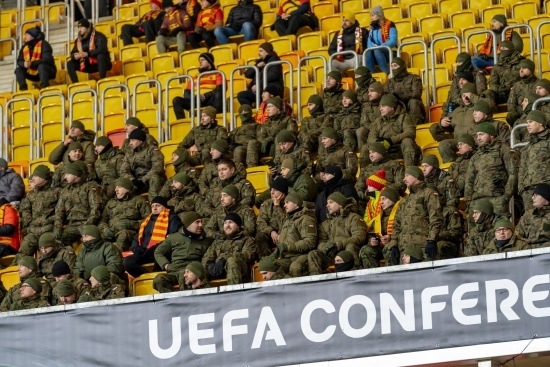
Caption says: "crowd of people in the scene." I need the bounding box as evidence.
[1,0,549,312]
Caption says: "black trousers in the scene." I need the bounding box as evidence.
[273,15,312,36]
[120,21,159,46]
[188,29,216,49]
[15,63,57,89]
[67,53,112,83]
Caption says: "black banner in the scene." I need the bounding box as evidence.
[1,253,550,367]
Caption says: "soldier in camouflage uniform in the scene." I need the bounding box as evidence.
[357,81,383,153]
[170,147,200,182]
[9,278,50,311]
[315,127,358,181]
[307,193,367,275]
[98,178,151,250]
[321,71,345,115]
[334,89,361,151]
[16,165,61,262]
[518,110,550,211]
[256,178,289,258]
[202,159,256,216]
[49,120,96,173]
[37,233,76,283]
[298,94,334,153]
[52,141,96,186]
[153,212,212,293]
[54,162,103,247]
[367,94,418,168]
[464,122,517,216]
[178,106,228,165]
[94,135,125,200]
[535,79,550,116]
[161,172,204,219]
[0,257,51,312]
[515,183,550,248]
[53,279,79,305]
[489,40,524,104]
[355,66,377,106]
[179,261,210,290]
[202,213,257,285]
[280,158,317,203]
[120,128,166,199]
[384,57,426,125]
[204,184,256,239]
[507,59,539,125]
[271,130,312,176]
[511,93,540,145]
[448,134,476,202]
[386,167,443,263]
[229,104,259,167]
[120,117,158,154]
[482,218,531,254]
[270,193,318,277]
[50,260,89,306]
[464,199,497,257]
[472,100,510,145]
[78,265,125,302]
[257,256,290,281]
[421,155,453,207]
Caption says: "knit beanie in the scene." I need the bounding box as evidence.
[258,256,279,272]
[65,162,86,177]
[266,97,283,110]
[534,183,550,202]
[393,57,406,67]
[128,129,147,142]
[285,192,303,207]
[336,250,354,263]
[24,278,43,293]
[492,14,507,26]
[343,12,355,24]
[276,130,296,143]
[91,265,111,283]
[536,78,550,92]
[172,172,193,186]
[308,94,323,106]
[25,26,41,39]
[71,120,85,131]
[519,59,535,73]
[185,261,206,281]
[457,72,475,83]
[500,40,515,51]
[224,212,243,227]
[281,158,294,170]
[77,19,91,28]
[455,52,471,63]
[494,217,514,231]
[476,122,497,136]
[211,139,230,154]
[369,142,387,156]
[32,164,52,180]
[327,70,342,82]
[125,117,143,128]
[199,52,215,68]
[461,83,477,95]
[68,141,83,152]
[327,192,347,207]
[380,94,398,109]
[457,133,476,148]
[473,100,491,115]
[259,42,274,53]
[342,89,358,103]
[368,82,384,94]
[202,106,217,119]
[221,184,240,201]
[172,148,190,165]
[239,104,253,123]
[354,66,371,77]
[80,225,102,239]
[19,256,37,271]
[422,154,440,169]
[181,211,202,228]
[95,136,112,147]
[381,187,400,203]
[405,166,424,181]
[151,195,169,208]
[115,177,134,191]
[323,165,342,177]
[38,233,56,248]
[403,246,424,262]
[270,177,289,195]
[370,5,384,17]
[472,198,494,215]
[321,127,339,140]
[162,0,173,7]
[56,279,77,297]
[51,261,71,277]
[366,169,387,191]
[526,110,548,127]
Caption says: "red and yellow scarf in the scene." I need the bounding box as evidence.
[380,19,392,43]
[138,209,170,249]
[77,31,97,71]
[479,28,513,56]
[364,193,400,238]
[337,23,363,61]
[23,41,42,76]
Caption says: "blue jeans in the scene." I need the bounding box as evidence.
[214,22,256,44]
[365,48,390,74]
[471,56,495,70]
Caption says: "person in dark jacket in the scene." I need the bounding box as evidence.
[329,12,369,72]
[315,165,359,223]
[67,19,112,83]
[237,42,283,107]
[272,0,315,36]
[15,26,56,90]
[0,158,25,204]
[214,0,262,44]
[120,0,166,46]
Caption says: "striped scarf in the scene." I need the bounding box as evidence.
[138,209,170,249]
[479,28,513,56]
[385,201,399,236]
[337,24,363,62]
[364,191,382,234]
[77,31,97,71]
[380,19,391,43]
[22,41,42,76]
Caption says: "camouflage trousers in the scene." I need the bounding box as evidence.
[428,123,453,143]
[407,99,427,126]
[359,245,383,269]
[437,240,459,259]
[233,146,248,167]
[298,131,321,153]
[98,226,136,251]
[222,255,248,285]
[16,224,54,262]
[356,126,370,152]
[438,139,460,163]
[341,128,358,152]
[60,223,85,247]
[255,232,278,259]
[153,273,179,293]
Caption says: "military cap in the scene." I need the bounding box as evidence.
[68,141,83,151]
[32,164,52,180]
[327,192,347,207]
[476,122,497,136]
[285,192,303,207]
[202,106,217,119]
[270,177,289,195]
[455,52,471,63]
[457,134,476,148]
[258,256,279,272]
[276,130,296,143]
[308,94,323,105]
[24,278,43,293]
[128,129,147,142]
[519,59,535,73]
[80,225,102,239]
[115,177,134,191]
[211,139,230,154]
[494,217,514,231]
[472,199,494,215]
[266,97,283,110]
[65,162,86,177]
[321,127,339,140]
[369,142,387,156]
[19,256,37,271]
[182,211,202,228]
[368,82,384,94]
[336,250,354,263]
[38,233,56,248]
[51,261,71,277]
[70,120,85,131]
[172,172,193,186]
[534,183,550,202]
[95,136,112,147]
[405,166,424,181]
[403,246,424,262]
[185,261,206,281]
[221,184,240,201]
[536,78,550,92]
[381,187,400,203]
[91,265,110,283]
[125,117,143,128]
[342,89,358,103]
[461,83,477,95]
[355,66,371,77]
[422,154,440,169]
[473,100,491,115]
[500,40,515,51]
[281,158,294,170]
[224,212,243,227]
[327,70,342,82]
[56,279,76,297]
[380,94,398,109]
[526,110,547,127]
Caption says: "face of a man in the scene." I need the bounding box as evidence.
[526,119,545,135]
[183,268,198,286]
[342,18,353,29]
[262,90,273,102]
[369,150,383,163]
[95,145,105,155]
[491,19,504,31]
[379,104,394,117]
[70,127,84,137]
[461,93,472,106]
[64,173,80,184]
[258,48,268,59]
[151,203,166,215]
[223,220,240,236]
[519,67,532,78]
[125,123,138,133]
[278,141,294,153]
[307,102,317,112]
[266,103,280,117]
[270,188,285,200]
[198,56,211,71]
[81,234,95,242]
[90,276,99,288]
[19,283,35,299]
[532,193,550,208]
[495,227,513,241]
[476,131,493,146]
[342,96,353,107]
[280,167,290,178]
[260,270,276,281]
[472,110,487,123]
[284,200,299,213]
[380,196,394,210]
[326,76,338,89]
[30,175,47,188]
[187,219,203,234]
[368,90,380,101]
[78,26,89,38]
[458,78,469,88]
[129,139,143,150]
[210,147,223,160]
[401,254,411,264]
[218,164,235,180]
[321,136,336,148]
[18,265,32,278]
[536,85,549,97]
[321,172,335,182]
[472,210,482,223]
[326,199,342,215]
[59,293,76,305]
[40,246,54,256]
[220,192,235,207]
[201,112,213,125]
[171,180,184,191]
[457,141,473,155]
[420,163,435,177]
[115,185,130,199]
[403,173,419,188]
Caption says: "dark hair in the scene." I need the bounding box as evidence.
[218,158,236,170]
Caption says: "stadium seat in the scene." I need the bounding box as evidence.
[103,111,127,135]
[255,0,271,11]
[394,18,417,38]
[511,1,538,19]
[123,57,149,77]
[131,272,162,297]
[151,52,178,76]
[238,39,266,62]
[438,0,462,14]
[436,81,452,104]
[298,31,326,51]
[449,10,477,29]
[210,44,237,62]
[252,263,264,282]
[408,2,433,20]
[0,255,16,268]
[8,160,28,178]
[180,48,208,70]
[271,35,296,54]
[0,266,20,290]
[355,11,371,27]
[106,128,127,147]
[126,72,154,96]
[116,19,135,38]
[480,6,508,23]
[340,0,363,13]
[320,14,344,33]
[429,103,444,123]
[103,94,126,114]
[246,166,271,194]
[97,76,126,98]
[421,141,443,165]
[170,119,193,141]
[29,158,55,175]
[120,44,144,62]
[419,14,446,38]
[68,81,97,101]
[382,6,403,21]
[115,3,137,20]
[416,123,437,149]
[312,2,335,19]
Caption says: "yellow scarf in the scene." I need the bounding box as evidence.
[77,31,96,71]
[337,23,363,62]
[138,209,170,249]
[364,194,400,237]
[23,40,42,76]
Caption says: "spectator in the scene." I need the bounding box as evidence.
[50,260,89,306]
[401,246,423,264]
[229,105,260,167]
[53,279,79,305]
[365,6,397,75]
[0,158,25,204]
[10,278,50,311]
[188,0,223,49]
[258,256,289,281]
[464,199,496,257]
[315,129,358,183]
[156,0,193,54]
[254,85,293,124]
[214,0,262,44]
[78,265,125,303]
[482,218,531,254]
[515,183,550,248]
[120,0,166,46]
[298,95,334,153]
[315,165,358,223]
[489,41,524,104]
[37,233,76,284]
[67,19,112,83]
[94,136,125,200]
[272,0,315,36]
[321,71,345,115]
[49,120,96,170]
[507,59,539,125]
[328,13,368,72]
[0,198,21,260]
[14,26,56,90]
[181,261,210,290]
[121,117,159,154]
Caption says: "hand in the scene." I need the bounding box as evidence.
[164,263,170,271]
[206,261,217,277]
[63,138,74,146]
[377,138,392,150]
[214,258,227,277]
[24,60,31,68]
[270,231,279,244]
[251,85,257,93]
[132,179,145,192]
[440,117,452,127]
[269,166,278,176]
[200,94,206,101]
[276,242,288,254]
[425,240,437,259]
[256,62,265,68]
[271,192,285,206]
[390,246,400,265]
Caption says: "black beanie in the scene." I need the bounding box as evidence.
[224,212,243,227]
[51,261,71,277]
[129,129,147,142]
[270,177,289,195]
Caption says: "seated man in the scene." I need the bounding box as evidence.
[121,117,159,154]
[271,130,312,177]
[153,212,212,292]
[49,120,96,171]
[0,158,24,204]
[188,0,223,49]
[489,41,524,104]
[54,279,79,305]
[52,141,96,186]
[328,13,368,72]
[272,0,315,36]
[161,172,204,219]
[298,94,334,153]
[214,0,262,44]
[506,59,539,125]
[358,81,384,154]
[50,260,89,306]
[124,197,182,278]
[10,278,50,311]
[463,199,496,257]
[515,183,550,248]
[256,178,289,258]
[67,19,112,83]
[315,165,359,223]
[229,105,260,167]
[254,85,293,124]
[315,128,358,182]
[120,0,165,46]
[401,246,424,264]
[202,213,257,284]
[0,197,21,260]
[156,0,193,54]
[483,218,531,254]
[37,233,76,284]
[321,71,345,115]
[15,26,56,90]
[78,265,125,302]
[257,256,289,281]
[94,135,125,200]
[334,89,362,151]
[180,261,210,290]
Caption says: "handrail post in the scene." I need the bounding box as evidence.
[397,39,430,106]
[536,21,550,75]
[229,65,260,131]
[6,97,34,161]
[430,36,461,104]
[361,45,394,78]
[263,60,293,111]
[196,70,227,129]
[465,30,497,61]
[68,88,98,136]
[19,19,45,50]
[298,55,327,121]
[328,51,359,72]
[37,92,66,157]
[164,75,195,141]
[132,79,163,143]
[100,84,130,136]
[503,24,534,60]
[45,3,70,44]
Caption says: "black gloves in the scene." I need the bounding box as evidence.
[206,258,227,278]
[390,246,400,265]
[425,240,438,259]
[132,179,145,192]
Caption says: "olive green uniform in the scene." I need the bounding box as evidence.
[49,130,97,170]
[384,72,426,125]
[256,198,286,258]
[515,206,550,248]
[78,282,125,302]
[489,51,524,104]
[482,235,531,254]
[202,174,256,216]
[9,293,50,311]
[518,129,550,211]
[248,112,298,165]
[94,146,125,200]
[315,141,358,181]
[334,101,361,151]
[38,246,76,283]
[229,121,259,166]
[204,202,256,239]
[298,111,334,153]
[0,274,52,312]
[120,141,166,199]
[321,85,345,115]
[178,122,228,165]
[73,239,124,281]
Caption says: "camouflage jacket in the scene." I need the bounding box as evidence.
[99,193,151,232]
[197,158,247,195]
[257,198,285,235]
[515,206,550,248]
[95,146,125,186]
[518,129,550,193]
[360,98,381,130]
[441,71,487,117]
[20,180,61,230]
[54,179,103,228]
[0,273,51,312]
[38,245,77,283]
[356,156,406,197]
[384,71,423,103]
[258,112,298,143]
[229,121,259,146]
[276,206,318,259]
[367,102,416,145]
[50,274,90,306]
[321,85,345,115]
[489,52,523,98]
[334,101,361,131]
[482,235,531,254]
[179,122,228,152]
[318,199,367,252]
[78,282,125,303]
[74,239,124,280]
[49,130,96,168]
[507,75,538,117]
[315,141,358,179]
[204,202,256,239]
[120,141,166,181]
[154,229,212,276]
[448,151,474,200]
[9,293,50,311]
[273,144,312,176]
[202,174,256,216]
[202,231,257,266]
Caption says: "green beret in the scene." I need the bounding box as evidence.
[405,166,424,181]
[181,211,202,228]
[381,187,400,203]
[56,279,76,297]
[80,225,102,239]
[19,256,37,271]
[185,261,206,281]
[32,164,52,180]
[494,217,514,231]
[68,141,83,151]
[336,250,354,263]
[472,198,494,215]
[476,122,497,136]
[342,89,358,103]
[327,70,342,82]
[276,129,296,143]
[327,192,347,207]
[473,100,491,115]
[24,278,43,293]
[221,184,240,201]
[70,120,85,131]
[461,83,477,95]
[38,233,56,248]
[421,154,440,169]
[368,82,384,94]
[125,117,143,128]
[258,256,279,272]
[403,246,424,262]
[526,110,548,127]
[308,94,323,106]
[321,127,339,140]
[95,136,112,147]
[172,172,193,185]
[91,265,110,283]
[455,52,471,63]
[65,162,86,177]
[211,139,229,154]
[285,192,303,207]
[492,14,507,26]
[536,78,550,92]
[519,59,535,73]
[202,106,217,119]
[380,94,398,109]
[115,177,134,191]
[266,97,283,110]
[457,134,476,147]
[369,142,387,156]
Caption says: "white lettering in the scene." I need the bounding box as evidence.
[422,286,449,330]
[251,306,286,349]
[339,295,377,338]
[189,313,216,354]
[149,317,182,359]
[301,300,336,342]
[452,282,481,325]
[486,279,520,322]
[523,274,550,317]
[223,309,249,352]
[380,291,415,334]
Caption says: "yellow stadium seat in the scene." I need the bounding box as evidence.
[355,11,371,27]
[211,43,237,62]
[320,14,343,33]
[103,94,125,115]
[312,2,335,19]
[340,0,363,13]
[512,1,538,19]
[131,272,162,296]
[139,2,152,18]
[0,266,20,290]
[408,2,433,20]
[126,71,154,96]
[367,0,393,8]
[68,80,97,101]
[437,0,462,14]
[123,57,149,77]
[382,6,403,21]
[449,10,477,29]
[416,123,437,149]
[527,15,550,33]
[71,99,96,127]
[298,31,326,51]
[431,64,452,85]
[97,76,126,98]
[441,44,462,64]
[180,48,209,71]
[271,35,296,54]
[394,18,417,38]
[29,158,55,175]
[120,44,144,62]
[256,0,271,11]
[246,166,271,194]
[94,21,114,36]
[419,14,446,38]
[480,5,508,23]
[151,52,178,76]
[421,142,443,165]
[103,111,127,134]
[260,11,277,40]
[116,19,136,38]
[307,46,330,69]
[436,81,452,104]
[41,103,64,125]
[115,3,137,20]
[217,59,244,78]
[159,140,180,164]
[170,118,193,141]
[147,40,159,59]
[279,50,304,70]
[238,39,265,61]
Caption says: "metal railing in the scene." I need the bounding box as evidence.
[164,75,194,141]
[510,96,550,149]
[362,46,394,78]
[229,65,260,131]
[196,70,227,128]
[18,19,45,50]
[37,92,66,157]
[465,30,497,61]
[298,55,327,121]
[5,97,34,161]
[45,2,70,43]
[503,24,534,60]
[536,20,550,75]
[430,36,461,104]
[329,50,359,71]
[132,79,163,142]
[69,88,98,135]
[264,60,294,109]
[100,84,130,135]
[397,39,430,106]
